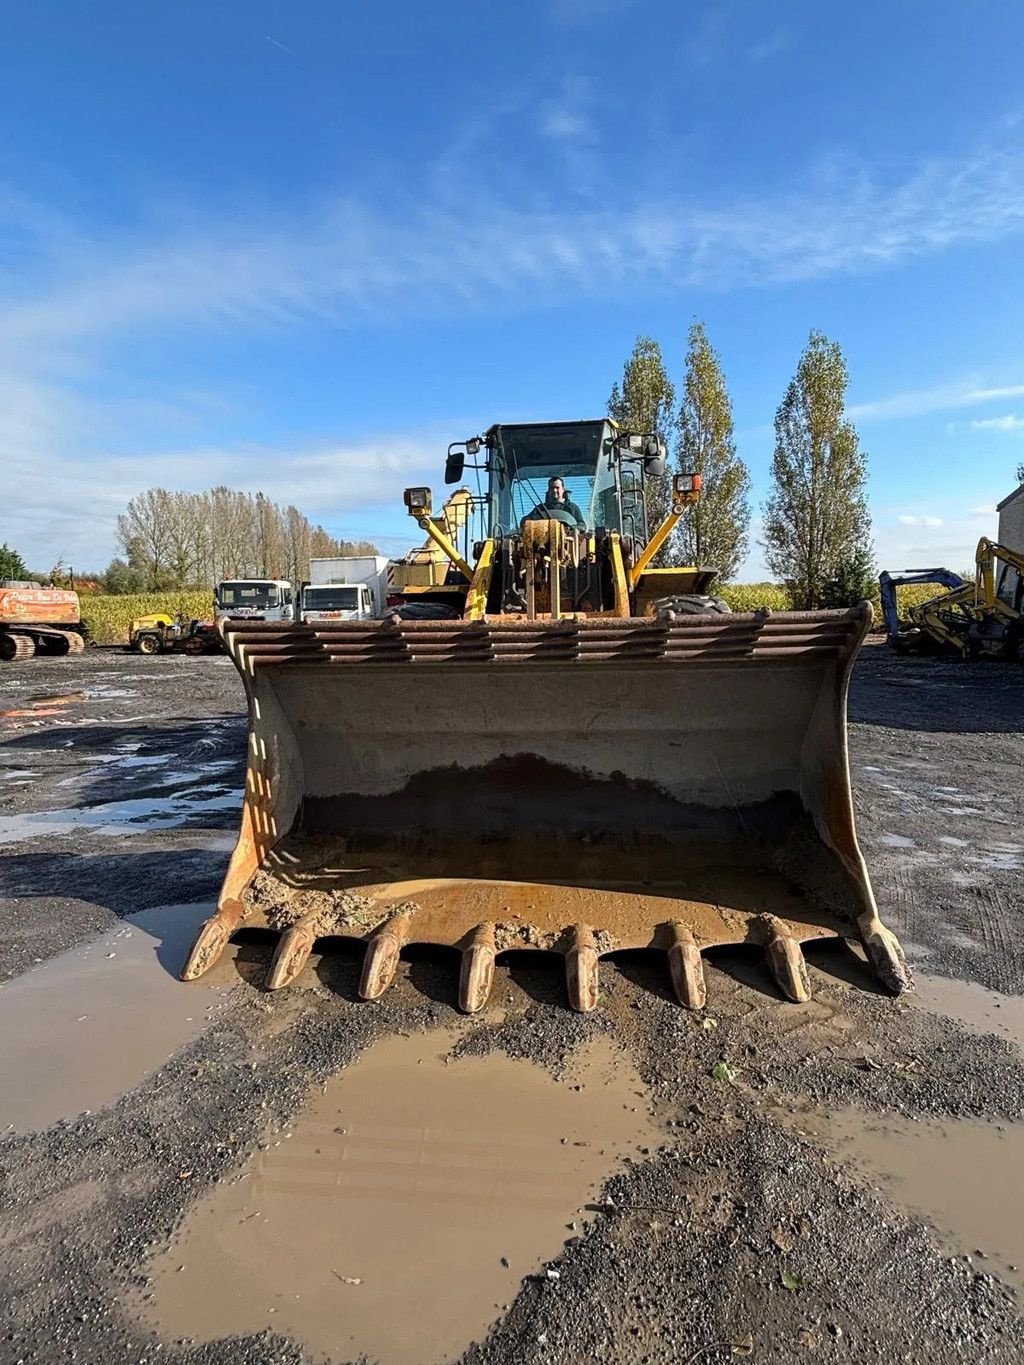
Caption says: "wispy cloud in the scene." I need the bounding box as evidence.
[746,28,790,64]
[851,380,1024,423]
[3,135,1024,354]
[969,413,1024,432]
[540,76,596,144]
[2,372,458,569]
[897,513,945,528]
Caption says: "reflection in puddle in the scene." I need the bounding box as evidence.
[910,973,1024,1054]
[795,1108,1024,1295]
[145,1031,659,1364]
[0,787,240,845]
[0,904,238,1131]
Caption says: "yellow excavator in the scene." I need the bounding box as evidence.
[182,419,908,1011]
[886,537,1024,659]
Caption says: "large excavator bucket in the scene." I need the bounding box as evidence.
[182,608,909,1011]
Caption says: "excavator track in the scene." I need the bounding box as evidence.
[182,608,909,1009]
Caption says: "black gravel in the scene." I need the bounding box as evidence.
[0,642,1023,1364]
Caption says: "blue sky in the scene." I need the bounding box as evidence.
[3,0,1024,578]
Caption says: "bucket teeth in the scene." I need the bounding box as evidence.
[566,924,600,1013]
[459,923,497,1014]
[666,923,707,1009]
[267,916,319,991]
[757,914,811,1003]
[859,917,912,995]
[359,915,412,1001]
[180,899,247,981]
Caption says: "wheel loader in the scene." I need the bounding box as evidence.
[182,419,909,1011]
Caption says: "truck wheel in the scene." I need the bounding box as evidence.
[135,634,161,655]
[0,633,36,661]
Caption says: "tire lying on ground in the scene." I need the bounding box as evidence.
[653,595,731,619]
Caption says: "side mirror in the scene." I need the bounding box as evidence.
[644,454,667,478]
[444,450,465,484]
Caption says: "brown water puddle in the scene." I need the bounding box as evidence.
[0,903,241,1132]
[144,1029,660,1364]
[793,1108,1024,1294]
[910,973,1024,1054]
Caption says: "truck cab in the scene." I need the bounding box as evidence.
[300,581,376,622]
[214,579,294,623]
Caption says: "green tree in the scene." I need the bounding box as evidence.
[0,543,28,581]
[608,335,676,562]
[674,321,750,580]
[762,331,871,609]
[101,557,148,594]
[819,543,876,609]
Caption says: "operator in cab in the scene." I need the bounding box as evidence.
[525,476,587,529]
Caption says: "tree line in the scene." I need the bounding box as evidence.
[106,486,378,593]
[607,324,873,608]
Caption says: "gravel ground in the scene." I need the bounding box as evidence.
[1,642,1023,1365]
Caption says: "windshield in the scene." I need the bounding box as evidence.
[304,586,359,610]
[488,421,618,535]
[218,582,280,608]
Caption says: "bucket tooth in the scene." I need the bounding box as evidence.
[566,924,600,1013]
[180,898,247,980]
[266,915,319,991]
[757,914,811,1003]
[859,916,912,995]
[359,914,412,1001]
[666,923,707,1009]
[459,923,497,1014]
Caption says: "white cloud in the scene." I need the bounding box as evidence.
[747,28,790,63]
[969,413,1024,431]
[970,504,998,516]
[851,381,1024,423]
[3,134,1024,356]
[897,514,945,528]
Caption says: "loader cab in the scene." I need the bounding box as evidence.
[480,419,661,544]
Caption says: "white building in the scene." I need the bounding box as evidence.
[997,483,1024,554]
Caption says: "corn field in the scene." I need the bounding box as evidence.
[81,592,215,644]
[80,581,959,644]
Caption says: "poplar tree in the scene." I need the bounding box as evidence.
[608,336,676,561]
[674,321,750,579]
[762,331,871,609]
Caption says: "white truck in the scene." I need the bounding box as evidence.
[301,556,390,623]
[214,578,294,623]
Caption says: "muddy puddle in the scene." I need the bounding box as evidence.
[0,904,241,1131]
[910,972,1024,1054]
[0,787,240,845]
[144,1030,660,1364]
[793,1107,1024,1294]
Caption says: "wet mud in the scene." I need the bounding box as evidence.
[791,1106,1024,1296]
[144,1030,659,1364]
[0,903,236,1132]
[1,644,1024,1364]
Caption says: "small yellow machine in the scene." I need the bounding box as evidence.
[182,419,908,1011]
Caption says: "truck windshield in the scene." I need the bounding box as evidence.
[304,587,358,610]
[218,582,280,608]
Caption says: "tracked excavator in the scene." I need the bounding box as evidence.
[182,418,909,1011]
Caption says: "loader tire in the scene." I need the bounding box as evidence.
[653,595,731,620]
[135,633,161,655]
[0,632,36,662]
